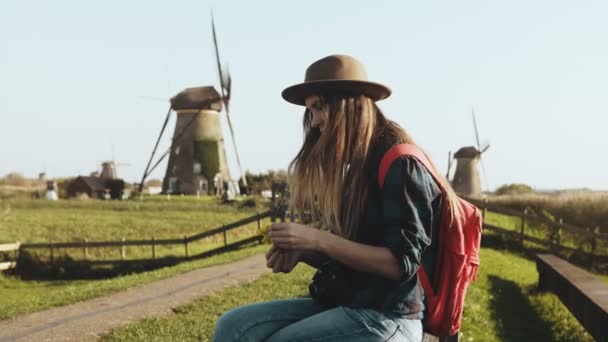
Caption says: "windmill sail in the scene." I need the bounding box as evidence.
[139,106,173,192]
[472,108,490,192]
[212,15,247,188]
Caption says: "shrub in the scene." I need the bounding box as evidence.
[495,183,534,196]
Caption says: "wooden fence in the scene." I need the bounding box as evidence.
[4,196,606,271]
[465,197,608,267]
[0,242,20,271]
[1,210,273,270]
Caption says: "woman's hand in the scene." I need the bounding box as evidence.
[265,245,301,273]
[269,222,325,251]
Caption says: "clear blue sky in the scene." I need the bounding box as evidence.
[1,0,606,190]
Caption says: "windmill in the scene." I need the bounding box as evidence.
[449,109,490,198]
[99,161,130,180]
[100,145,130,180]
[138,15,247,196]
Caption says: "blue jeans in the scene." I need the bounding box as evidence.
[212,298,423,341]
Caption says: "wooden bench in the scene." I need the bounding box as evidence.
[536,254,608,342]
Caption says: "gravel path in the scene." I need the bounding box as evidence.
[0,254,270,341]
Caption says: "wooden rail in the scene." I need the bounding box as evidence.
[0,261,17,271]
[536,254,608,342]
[464,197,608,267]
[0,242,20,271]
[468,197,607,238]
[20,211,271,250]
[4,211,271,270]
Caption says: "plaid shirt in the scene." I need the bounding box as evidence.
[346,137,443,318]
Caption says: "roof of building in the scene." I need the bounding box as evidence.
[75,176,106,192]
[454,146,481,159]
[170,86,223,111]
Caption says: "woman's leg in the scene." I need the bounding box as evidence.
[265,306,423,342]
[211,298,326,342]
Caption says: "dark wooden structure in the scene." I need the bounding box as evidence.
[67,176,106,198]
[536,254,607,342]
[67,176,125,199]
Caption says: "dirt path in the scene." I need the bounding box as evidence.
[0,254,270,341]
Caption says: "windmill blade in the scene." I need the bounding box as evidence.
[223,65,232,98]
[221,66,232,113]
[472,108,481,151]
[138,106,173,192]
[480,143,490,154]
[472,108,491,192]
[480,157,490,194]
[446,151,453,180]
[211,13,248,187]
[211,14,227,104]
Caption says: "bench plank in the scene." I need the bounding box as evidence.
[536,254,608,342]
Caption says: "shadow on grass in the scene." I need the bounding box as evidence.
[14,251,182,280]
[488,275,554,342]
[12,239,260,281]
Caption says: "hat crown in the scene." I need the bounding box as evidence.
[304,54,369,83]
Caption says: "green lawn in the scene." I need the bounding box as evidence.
[0,196,269,261]
[0,196,272,320]
[102,242,594,342]
[0,243,267,320]
[483,210,608,275]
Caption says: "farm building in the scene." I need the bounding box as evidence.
[67,176,125,199]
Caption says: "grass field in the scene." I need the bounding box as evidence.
[0,243,267,320]
[2,195,606,338]
[488,191,608,234]
[0,196,270,261]
[101,241,594,342]
[483,209,608,274]
[0,196,272,320]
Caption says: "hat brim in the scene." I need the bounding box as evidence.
[281,80,391,106]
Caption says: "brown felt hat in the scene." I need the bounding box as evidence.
[282,54,391,106]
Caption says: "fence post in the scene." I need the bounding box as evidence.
[482,198,488,220]
[520,208,527,247]
[257,211,261,231]
[590,226,599,268]
[152,236,156,260]
[50,240,54,264]
[223,225,227,247]
[184,235,189,258]
[556,218,562,248]
[121,238,126,262]
[83,238,88,261]
[15,241,20,267]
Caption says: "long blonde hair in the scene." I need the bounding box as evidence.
[288,95,461,240]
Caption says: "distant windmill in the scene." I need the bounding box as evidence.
[99,161,130,180]
[138,14,246,196]
[449,109,490,198]
[100,145,130,180]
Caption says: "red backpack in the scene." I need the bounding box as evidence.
[378,144,482,337]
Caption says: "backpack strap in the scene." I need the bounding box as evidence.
[378,144,444,192]
[377,143,439,297]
